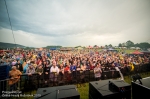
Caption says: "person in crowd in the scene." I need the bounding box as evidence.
[64,62,72,82]
[70,62,77,78]
[50,61,59,85]
[76,63,81,71]
[31,60,37,69]
[35,65,43,75]
[11,59,17,66]
[81,63,86,72]
[16,60,23,72]
[59,63,64,80]
[36,57,42,65]
[25,63,37,88]
[89,62,95,70]
[43,62,50,84]
[42,60,47,68]
[46,60,51,67]
[9,66,22,90]
[47,52,50,58]
[26,64,35,74]
[35,65,43,84]
[50,61,59,74]
[94,63,102,81]
[1,48,150,90]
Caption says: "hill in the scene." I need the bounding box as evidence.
[0,42,26,48]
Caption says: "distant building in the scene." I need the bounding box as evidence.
[130,47,136,49]
[60,47,74,51]
[76,46,83,50]
[136,47,141,50]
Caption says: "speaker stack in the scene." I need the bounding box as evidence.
[132,77,150,99]
[89,79,131,99]
[34,85,80,99]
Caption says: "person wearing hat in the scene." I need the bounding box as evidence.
[25,64,37,88]
[26,64,35,75]
[35,65,43,86]
[9,66,22,90]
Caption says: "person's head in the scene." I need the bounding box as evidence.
[60,64,63,67]
[52,61,56,67]
[38,57,41,61]
[29,65,33,69]
[46,60,50,65]
[17,60,20,63]
[12,66,17,71]
[43,60,46,64]
[95,63,99,67]
[39,65,42,69]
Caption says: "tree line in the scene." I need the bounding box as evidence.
[118,40,150,49]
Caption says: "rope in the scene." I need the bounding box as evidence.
[4,0,17,48]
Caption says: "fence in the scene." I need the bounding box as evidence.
[0,63,150,97]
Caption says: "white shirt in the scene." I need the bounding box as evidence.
[50,66,59,74]
[94,67,102,78]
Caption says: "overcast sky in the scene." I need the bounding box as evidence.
[0,0,150,47]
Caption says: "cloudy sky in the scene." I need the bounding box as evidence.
[0,0,150,47]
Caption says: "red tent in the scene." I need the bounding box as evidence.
[132,50,143,54]
[87,46,92,49]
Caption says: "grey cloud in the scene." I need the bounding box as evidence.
[0,0,150,47]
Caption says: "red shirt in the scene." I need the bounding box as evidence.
[64,66,70,72]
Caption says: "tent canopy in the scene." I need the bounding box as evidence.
[132,50,143,54]
[107,48,117,51]
[141,50,150,54]
[87,46,93,49]
[50,48,57,50]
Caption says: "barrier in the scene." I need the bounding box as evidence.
[0,63,149,96]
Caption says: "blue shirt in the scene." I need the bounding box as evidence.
[70,65,76,71]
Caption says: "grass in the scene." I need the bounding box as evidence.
[116,49,136,54]
[77,83,89,99]
[124,49,137,54]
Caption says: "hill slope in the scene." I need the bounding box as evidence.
[0,42,26,48]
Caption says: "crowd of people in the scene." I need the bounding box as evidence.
[0,48,150,90]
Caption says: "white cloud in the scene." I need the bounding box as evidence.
[0,28,56,47]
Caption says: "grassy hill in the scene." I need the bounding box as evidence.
[0,42,26,48]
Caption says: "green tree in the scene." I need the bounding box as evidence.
[137,42,150,49]
[134,43,139,47]
[118,43,122,47]
[122,43,126,47]
[94,45,97,48]
[126,40,134,48]
[105,45,108,48]
[109,44,112,48]
[75,46,82,48]
[24,47,31,50]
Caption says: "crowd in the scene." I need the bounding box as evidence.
[0,49,150,90]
